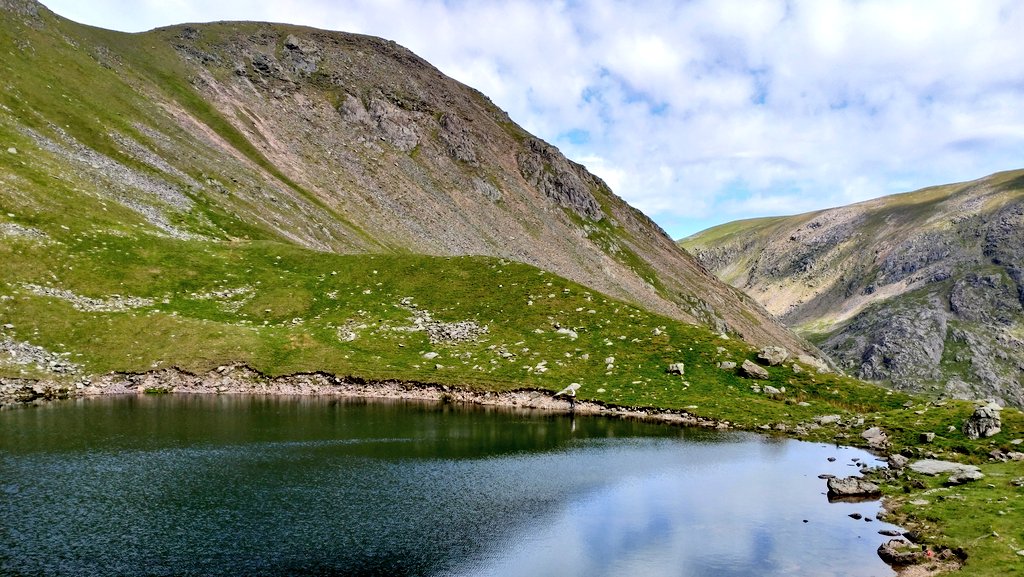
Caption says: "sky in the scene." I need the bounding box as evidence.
[41,0,1024,239]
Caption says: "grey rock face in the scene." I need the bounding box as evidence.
[757,346,789,366]
[718,361,736,370]
[439,113,478,165]
[824,298,947,386]
[739,359,770,379]
[962,402,1002,439]
[282,34,321,75]
[826,476,881,497]
[517,138,603,221]
[666,362,685,375]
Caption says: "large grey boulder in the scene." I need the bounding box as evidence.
[861,427,888,449]
[826,476,881,497]
[909,459,981,476]
[757,346,789,366]
[947,469,985,485]
[740,359,770,379]
[815,414,842,425]
[962,402,1001,439]
[887,454,910,470]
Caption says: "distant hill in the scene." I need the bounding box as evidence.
[681,170,1024,406]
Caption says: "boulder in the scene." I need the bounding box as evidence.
[763,385,781,395]
[877,539,925,565]
[827,476,881,497]
[815,414,842,425]
[919,432,935,443]
[909,459,981,477]
[796,354,831,373]
[888,454,909,470]
[757,346,789,366]
[666,362,685,375]
[962,402,1001,439]
[861,427,889,449]
[555,327,578,340]
[718,361,736,370]
[740,359,770,379]
[947,469,985,485]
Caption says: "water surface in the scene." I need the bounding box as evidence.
[0,395,899,576]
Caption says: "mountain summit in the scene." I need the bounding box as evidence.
[682,170,1024,406]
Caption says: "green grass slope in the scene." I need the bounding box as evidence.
[0,2,1022,573]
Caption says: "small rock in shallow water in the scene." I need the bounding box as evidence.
[827,476,881,497]
[879,529,902,537]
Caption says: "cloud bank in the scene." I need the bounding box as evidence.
[43,0,1024,237]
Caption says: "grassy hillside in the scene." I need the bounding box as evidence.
[1,1,1022,574]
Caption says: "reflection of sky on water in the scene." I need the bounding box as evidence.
[0,396,900,577]
[444,440,897,577]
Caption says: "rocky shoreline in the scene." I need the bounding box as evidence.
[0,364,729,430]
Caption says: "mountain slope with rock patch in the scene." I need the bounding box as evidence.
[681,170,1024,406]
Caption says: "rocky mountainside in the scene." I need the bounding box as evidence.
[0,0,811,357]
[681,170,1024,406]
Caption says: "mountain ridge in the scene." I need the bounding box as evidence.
[681,169,1024,406]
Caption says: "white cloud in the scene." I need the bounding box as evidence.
[40,0,1024,237]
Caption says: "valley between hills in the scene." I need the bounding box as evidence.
[1,1,1022,574]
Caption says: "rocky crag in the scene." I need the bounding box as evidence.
[681,170,1024,406]
[0,0,810,357]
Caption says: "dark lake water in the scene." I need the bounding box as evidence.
[0,395,900,577]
